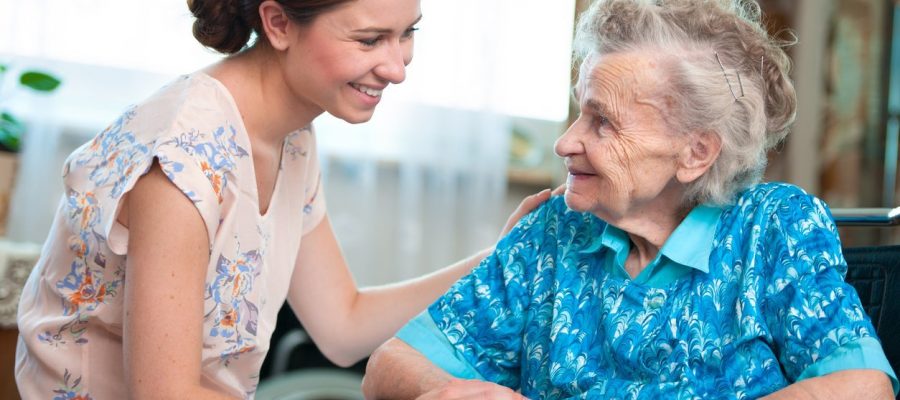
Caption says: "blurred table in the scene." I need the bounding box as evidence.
[0,239,41,400]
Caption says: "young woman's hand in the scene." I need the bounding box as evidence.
[498,184,565,240]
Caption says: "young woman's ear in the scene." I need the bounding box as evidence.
[676,131,722,184]
[259,0,292,50]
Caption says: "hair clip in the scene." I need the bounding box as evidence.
[715,51,744,101]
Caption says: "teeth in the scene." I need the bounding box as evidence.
[351,83,382,97]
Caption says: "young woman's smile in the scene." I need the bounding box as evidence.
[282,0,420,124]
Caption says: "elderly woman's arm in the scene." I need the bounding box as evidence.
[362,197,557,399]
[361,338,527,400]
[762,369,893,400]
[759,190,898,398]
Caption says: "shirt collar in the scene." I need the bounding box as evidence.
[658,204,723,273]
[579,204,723,274]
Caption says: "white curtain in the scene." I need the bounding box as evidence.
[314,0,574,284]
[316,103,511,285]
[5,93,62,244]
[0,0,575,285]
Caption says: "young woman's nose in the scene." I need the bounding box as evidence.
[375,40,410,84]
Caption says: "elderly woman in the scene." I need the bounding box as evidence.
[362,0,898,399]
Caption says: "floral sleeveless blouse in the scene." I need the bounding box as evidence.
[16,72,326,399]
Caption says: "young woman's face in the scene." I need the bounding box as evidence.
[283,0,421,124]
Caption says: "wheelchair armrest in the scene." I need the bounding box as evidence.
[832,207,900,226]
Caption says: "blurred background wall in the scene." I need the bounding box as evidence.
[753,0,899,245]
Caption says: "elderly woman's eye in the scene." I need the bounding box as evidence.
[594,116,611,132]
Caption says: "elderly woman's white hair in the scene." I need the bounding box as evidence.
[574,0,797,205]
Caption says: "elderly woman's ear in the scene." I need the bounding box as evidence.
[675,131,721,184]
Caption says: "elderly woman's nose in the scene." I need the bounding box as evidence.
[555,125,582,157]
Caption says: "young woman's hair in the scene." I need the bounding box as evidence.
[187,0,355,54]
[575,0,797,205]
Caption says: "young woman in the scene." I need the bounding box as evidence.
[14,1,550,398]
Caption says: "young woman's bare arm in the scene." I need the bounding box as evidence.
[123,163,237,399]
[287,189,554,366]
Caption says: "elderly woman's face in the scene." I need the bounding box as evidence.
[555,52,689,221]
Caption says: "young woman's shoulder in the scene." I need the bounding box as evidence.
[125,72,241,139]
[59,73,249,250]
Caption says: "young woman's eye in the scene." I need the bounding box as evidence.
[402,27,419,39]
[359,37,381,47]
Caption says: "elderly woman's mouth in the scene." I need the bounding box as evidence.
[567,168,595,177]
[567,171,597,184]
[569,174,594,181]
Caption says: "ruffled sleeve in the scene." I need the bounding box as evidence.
[61,103,243,256]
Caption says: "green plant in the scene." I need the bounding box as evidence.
[0,65,61,153]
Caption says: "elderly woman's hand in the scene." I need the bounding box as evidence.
[760,369,894,400]
[416,379,529,400]
[363,338,529,400]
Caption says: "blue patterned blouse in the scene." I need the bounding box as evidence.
[398,183,898,399]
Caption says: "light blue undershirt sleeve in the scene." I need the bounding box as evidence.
[395,311,485,380]
[797,336,898,395]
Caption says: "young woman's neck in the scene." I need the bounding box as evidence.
[206,43,322,149]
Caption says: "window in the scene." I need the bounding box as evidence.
[0,0,575,122]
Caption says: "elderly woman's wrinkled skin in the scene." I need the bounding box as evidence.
[556,52,717,253]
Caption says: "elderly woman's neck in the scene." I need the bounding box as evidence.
[617,204,694,278]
